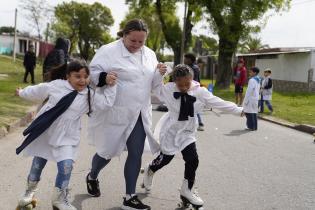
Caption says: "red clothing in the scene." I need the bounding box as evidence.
[233,66,247,86]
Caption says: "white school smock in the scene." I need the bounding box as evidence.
[87,39,161,159]
[152,80,243,155]
[261,76,272,101]
[243,77,261,113]
[18,79,116,162]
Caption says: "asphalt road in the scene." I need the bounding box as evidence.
[0,110,314,210]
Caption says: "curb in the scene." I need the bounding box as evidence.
[0,107,36,139]
[258,115,315,135]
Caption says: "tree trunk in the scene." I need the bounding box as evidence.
[215,38,237,89]
[173,47,181,66]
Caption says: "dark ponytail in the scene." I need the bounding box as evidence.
[117,19,148,37]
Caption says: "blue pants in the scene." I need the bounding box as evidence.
[28,156,73,189]
[259,99,273,113]
[245,113,258,130]
[90,114,146,195]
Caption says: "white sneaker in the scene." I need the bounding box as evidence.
[52,187,77,210]
[180,179,204,206]
[18,180,38,206]
[142,165,154,191]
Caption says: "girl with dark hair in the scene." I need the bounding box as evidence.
[86,18,167,210]
[141,64,243,209]
[15,60,117,210]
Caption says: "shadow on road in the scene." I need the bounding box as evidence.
[72,193,94,210]
[224,129,251,137]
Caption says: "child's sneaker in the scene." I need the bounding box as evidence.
[122,195,151,210]
[86,173,101,197]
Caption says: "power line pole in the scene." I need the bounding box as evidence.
[180,0,187,64]
[13,8,17,62]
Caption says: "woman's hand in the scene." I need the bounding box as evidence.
[106,72,118,86]
[15,87,22,96]
[157,63,167,76]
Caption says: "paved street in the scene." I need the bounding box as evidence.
[0,110,314,210]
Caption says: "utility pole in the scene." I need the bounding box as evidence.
[13,8,17,62]
[180,0,187,64]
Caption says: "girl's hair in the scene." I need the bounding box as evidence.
[117,19,148,37]
[66,59,92,116]
[171,64,194,81]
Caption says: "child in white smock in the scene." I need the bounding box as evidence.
[15,60,117,210]
[141,64,243,209]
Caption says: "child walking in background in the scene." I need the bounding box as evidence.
[142,64,243,209]
[243,67,261,131]
[259,68,273,114]
[15,60,116,210]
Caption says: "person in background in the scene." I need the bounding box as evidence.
[243,67,260,131]
[233,58,247,106]
[259,68,273,114]
[184,53,205,131]
[23,44,36,84]
[43,38,71,82]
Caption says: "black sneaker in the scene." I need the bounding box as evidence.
[122,195,151,210]
[86,173,101,197]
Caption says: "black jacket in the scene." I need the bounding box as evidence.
[23,51,36,69]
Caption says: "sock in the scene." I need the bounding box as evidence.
[125,194,136,200]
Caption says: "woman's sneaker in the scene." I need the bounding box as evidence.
[86,173,101,197]
[122,195,151,210]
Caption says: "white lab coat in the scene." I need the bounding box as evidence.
[153,80,243,155]
[87,39,161,159]
[18,79,116,162]
[243,76,261,113]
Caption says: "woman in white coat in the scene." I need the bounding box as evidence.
[86,19,166,210]
[243,67,261,130]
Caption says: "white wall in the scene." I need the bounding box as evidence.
[311,51,315,81]
[0,35,14,51]
[255,52,311,83]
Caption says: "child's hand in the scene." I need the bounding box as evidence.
[241,111,245,117]
[15,87,22,96]
[106,72,117,86]
[157,63,167,76]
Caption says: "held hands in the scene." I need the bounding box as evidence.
[106,72,118,86]
[15,87,22,96]
[157,63,167,76]
[241,111,245,117]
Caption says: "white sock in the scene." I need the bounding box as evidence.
[88,174,96,180]
[125,194,136,200]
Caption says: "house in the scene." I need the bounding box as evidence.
[0,33,40,57]
[238,48,315,92]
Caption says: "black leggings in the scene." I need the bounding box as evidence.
[24,67,35,83]
[149,142,199,189]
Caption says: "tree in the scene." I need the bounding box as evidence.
[121,1,165,53]
[192,35,218,56]
[52,1,114,60]
[0,26,17,35]
[125,0,202,65]
[19,0,52,40]
[239,36,269,53]
[199,0,290,88]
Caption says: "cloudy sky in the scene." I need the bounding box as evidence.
[0,0,314,48]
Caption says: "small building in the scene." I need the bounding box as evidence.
[0,33,40,57]
[238,48,315,92]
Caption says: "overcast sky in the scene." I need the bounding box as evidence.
[0,0,314,48]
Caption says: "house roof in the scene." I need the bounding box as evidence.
[237,47,315,57]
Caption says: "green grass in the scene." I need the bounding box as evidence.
[0,55,42,127]
[201,79,315,126]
